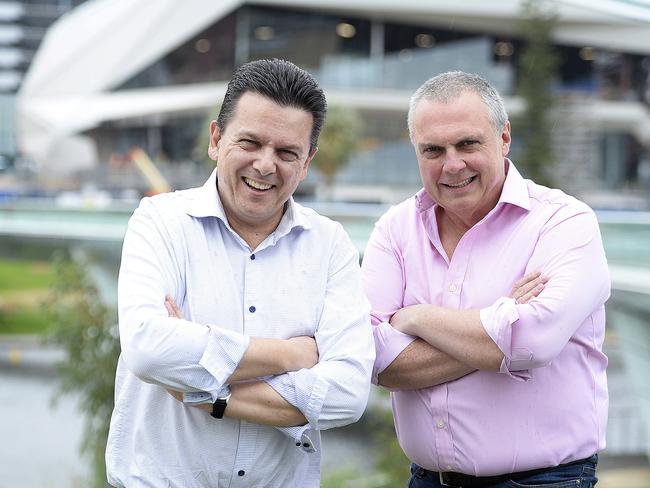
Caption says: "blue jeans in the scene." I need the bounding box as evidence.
[407,455,598,487]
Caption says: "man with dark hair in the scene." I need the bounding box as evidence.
[363,71,609,487]
[106,59,374,487]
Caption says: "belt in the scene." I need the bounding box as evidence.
[431,457,594,488]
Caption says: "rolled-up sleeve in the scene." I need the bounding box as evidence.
[480,208,610,374]
[265,227,375,432]
[119,198,249,396]
[361,220,416,383]
[480,297,531,380]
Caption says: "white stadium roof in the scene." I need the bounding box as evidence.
[16,0,650,170]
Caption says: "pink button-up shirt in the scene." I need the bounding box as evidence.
[362,161,610,476]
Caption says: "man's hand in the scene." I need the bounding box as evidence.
[165,295,182,318]
[510,271,548,304]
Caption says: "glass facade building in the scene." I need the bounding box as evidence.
[13,2,650,204]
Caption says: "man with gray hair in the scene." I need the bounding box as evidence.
[362,71,609,487]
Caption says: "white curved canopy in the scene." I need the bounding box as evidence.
[15,0,650,171]
[16,0,240,170]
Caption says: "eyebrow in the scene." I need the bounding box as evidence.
[418,135,482,150]
[237,130,305,156]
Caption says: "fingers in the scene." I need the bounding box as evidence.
[516,283,545,304]
[510,271,541,292]
[164,299,175,317]
[165,295,183,318]
[510,271,548,304]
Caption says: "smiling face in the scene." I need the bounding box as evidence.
[208,92,316,241]
[411,90,511,228]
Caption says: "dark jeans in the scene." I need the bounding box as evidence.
[408,455,598,488]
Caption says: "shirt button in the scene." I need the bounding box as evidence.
[446,465,453,471]
[295,442,301,446]
[250,254,255,260]
[302,442,310,448]
[238,470,245,477]
[436,420,445,429]
[249,306,256,313]
[448,283,457,293]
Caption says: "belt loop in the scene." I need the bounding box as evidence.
[438,472,452,487]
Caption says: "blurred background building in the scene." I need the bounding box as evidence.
[1,1,649,486]
[0,1,84,168]
[3,0,650,207]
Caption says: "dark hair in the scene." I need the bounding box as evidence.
[217,59,327,153]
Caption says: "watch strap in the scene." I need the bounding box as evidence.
[211,397,228,419]
[210,386,231,419]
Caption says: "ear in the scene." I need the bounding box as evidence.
[501,121,512,157]
[208,120,221,161]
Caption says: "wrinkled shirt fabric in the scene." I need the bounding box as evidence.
[362,161,609,476]
[106,169,374,487]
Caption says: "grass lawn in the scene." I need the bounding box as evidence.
[0,257,56,335]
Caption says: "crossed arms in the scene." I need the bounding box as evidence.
[376,274,545,390]
[118,200,374,430]
[163,296,317,426]
[362,208,610,391]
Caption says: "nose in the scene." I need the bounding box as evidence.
[442,149,466,174]
[252,148,276,176]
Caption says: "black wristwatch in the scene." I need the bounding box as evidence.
[210,386,231,419]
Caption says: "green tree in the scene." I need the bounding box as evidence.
[47,252,119,487]
[367,404,411,485]
[515,0,559,186]
[193,106,221,170]
[311,105,362,200]
[322,394,411,487]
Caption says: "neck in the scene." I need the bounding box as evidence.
[438,208,471,238]
[228,216,280,250]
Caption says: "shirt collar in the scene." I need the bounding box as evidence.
[498,159,531,211]
[415,159,531,214]
[182,168,311,233]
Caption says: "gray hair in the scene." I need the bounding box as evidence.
[407,71,508,140]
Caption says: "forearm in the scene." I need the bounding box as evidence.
[226,381,308,427]
[378,338,474,390]
[394,305,503,371]
[227,336,313,383]
[158,297,318,393]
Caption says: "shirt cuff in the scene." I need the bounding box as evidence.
[182,391,213,404]
[480,297,532,381]
[183,384,230,404]
[371,321,416,385]
[265,369,329,429]
[274,425,319,453]
[198,325,250,390]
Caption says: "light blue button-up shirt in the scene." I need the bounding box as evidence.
[106,170,374,487]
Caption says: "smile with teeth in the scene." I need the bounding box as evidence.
[243,177,273,191]
[443,176,476,189]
